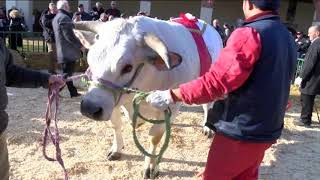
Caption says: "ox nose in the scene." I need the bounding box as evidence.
[80,99,103,120]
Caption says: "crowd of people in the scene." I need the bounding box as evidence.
[72,1,122,22]
[211,18,235,46]
[0,1,126,51]
[0,1,313,52]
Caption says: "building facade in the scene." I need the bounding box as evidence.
[0,0,316,33]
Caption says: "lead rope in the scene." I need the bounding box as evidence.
[42,73,90,180]
[43,82,68,180]
[42,74,88,180]
[121,88,172,179]
[80,82,172,179]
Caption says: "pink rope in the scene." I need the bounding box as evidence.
[65,74,88,82]
[42,69,91,179]
[65,68,91,83]
[43,82,68,180]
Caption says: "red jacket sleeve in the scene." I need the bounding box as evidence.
[179,27,262,104]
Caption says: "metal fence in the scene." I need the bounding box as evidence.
[295,58,305,79]
[0,31,47,53]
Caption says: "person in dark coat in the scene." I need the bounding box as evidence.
[7,6,17,19]
[295,31,310,58]
[212,19,226,46]
[32,9,42,32]
[40,2,58,74]
[52,0,82,98]
[91,2,104,21]
[223,23,232,45]
[0,37,65,180]
[299,25,320,126]
[8,10,27,50]
[105,1,121,18]
[73,4,92,21]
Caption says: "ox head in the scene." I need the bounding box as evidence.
[75,18,182,121]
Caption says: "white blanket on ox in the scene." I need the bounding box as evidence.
[195,19,223,63]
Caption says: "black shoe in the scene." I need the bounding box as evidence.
[70,93,81,98]
[297,119,311,127]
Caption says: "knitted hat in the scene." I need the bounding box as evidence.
[250,0,280,11]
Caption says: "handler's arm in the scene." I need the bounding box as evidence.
[171,27,262,104]
[4,46,50,88]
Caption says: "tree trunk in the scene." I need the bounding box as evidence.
[313,0,320,23]
[286,0,298,24]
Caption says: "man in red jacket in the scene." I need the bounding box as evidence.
[146,0,296,179]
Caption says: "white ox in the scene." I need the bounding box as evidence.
[75,16,222,178]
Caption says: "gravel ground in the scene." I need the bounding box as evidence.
[5,85,320,180]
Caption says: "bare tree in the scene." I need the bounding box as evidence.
[314,0,320,23]
[286,0,298,24]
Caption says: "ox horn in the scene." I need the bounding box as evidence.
[143,33,172,69]
[73,21,104,33]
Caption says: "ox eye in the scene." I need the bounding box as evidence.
[95,34,99,40]
[121,64,133,75]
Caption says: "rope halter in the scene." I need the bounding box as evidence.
[84,63,145,105]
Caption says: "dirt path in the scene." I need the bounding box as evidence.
[5,86,320,180]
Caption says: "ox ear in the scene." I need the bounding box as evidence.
[73,21,104,33]
[73,21,104,49]
[73,29,97,49]
[141,33,182,71]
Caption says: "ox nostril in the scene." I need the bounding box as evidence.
[80,99,103,120]
[92,107,103,119]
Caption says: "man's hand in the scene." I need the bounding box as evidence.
[195,169,205,178]
[146,90,175,111]
[48,75,66,88]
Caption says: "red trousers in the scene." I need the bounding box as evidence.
[203,133,273,180]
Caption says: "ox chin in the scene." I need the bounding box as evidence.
[80,99,111,121]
